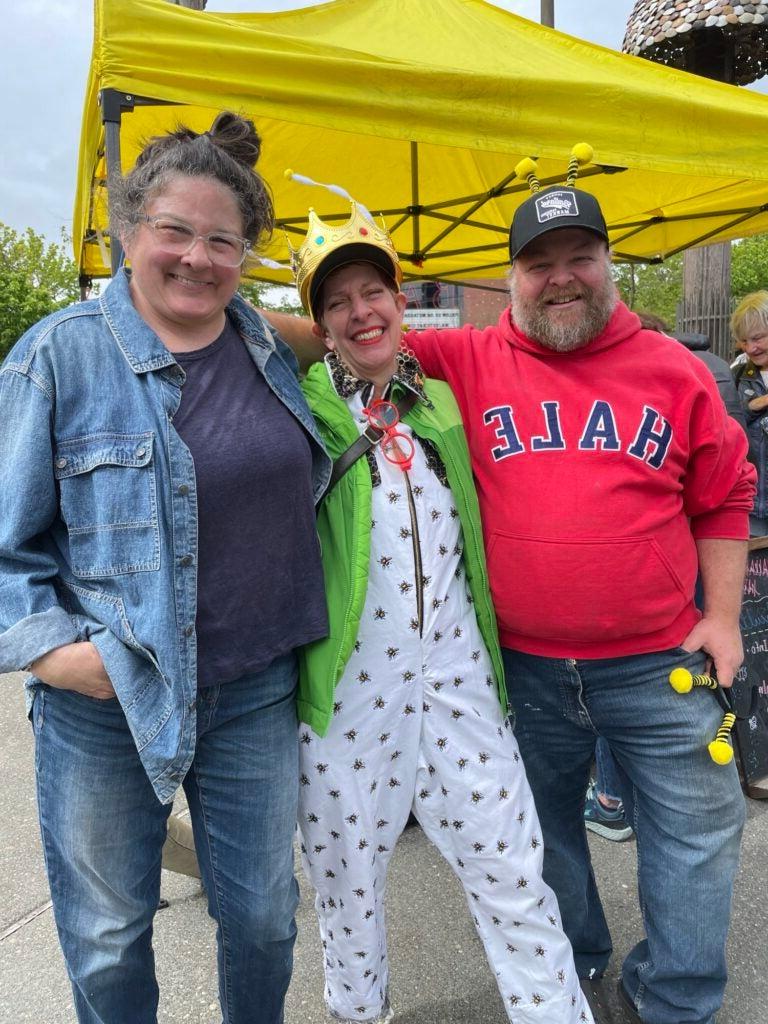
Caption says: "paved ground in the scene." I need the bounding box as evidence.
[2,670,767,1023]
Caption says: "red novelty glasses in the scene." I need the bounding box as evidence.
[362,399,415,472]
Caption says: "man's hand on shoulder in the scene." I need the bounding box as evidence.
[251,306,325,373]
[680,617,744,688]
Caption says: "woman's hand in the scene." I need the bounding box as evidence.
[30,642,116,700]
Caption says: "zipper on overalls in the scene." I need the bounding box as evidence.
[403,471,424,637]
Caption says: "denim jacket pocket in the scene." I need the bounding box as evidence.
[54,432,160,577]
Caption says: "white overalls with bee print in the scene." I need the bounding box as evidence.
[299,389,592,1024]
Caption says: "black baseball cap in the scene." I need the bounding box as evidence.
[308,243,399,321]
[509,185,608,260]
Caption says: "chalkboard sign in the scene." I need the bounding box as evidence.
[734,546,768,798]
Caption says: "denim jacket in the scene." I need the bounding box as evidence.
[0,270,330,802]
[735,360,768,520]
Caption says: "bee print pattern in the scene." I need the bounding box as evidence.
[293,394,590,1023]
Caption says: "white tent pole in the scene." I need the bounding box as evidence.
[100,89,126,277]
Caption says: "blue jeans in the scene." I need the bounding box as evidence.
[32,654,300,1024]
[503,646,745,1024]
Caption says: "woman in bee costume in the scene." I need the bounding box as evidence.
[290,183,593,1024]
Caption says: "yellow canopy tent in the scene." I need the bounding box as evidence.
[76,0,768,288]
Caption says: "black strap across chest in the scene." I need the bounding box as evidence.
[326,390,419,494]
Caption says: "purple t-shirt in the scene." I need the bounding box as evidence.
[173,318,327,687]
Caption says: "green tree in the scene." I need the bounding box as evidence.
[0,224,80,360]
[238,278,303,316]
[613,253,683,327]
[731,234,768,299]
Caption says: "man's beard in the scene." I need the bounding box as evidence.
[509,265,618,352]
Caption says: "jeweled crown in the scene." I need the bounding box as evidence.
[291,202,402,320]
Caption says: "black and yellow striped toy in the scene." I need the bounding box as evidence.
[668,668,737,765]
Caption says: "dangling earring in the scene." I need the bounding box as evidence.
[398,327,416,360]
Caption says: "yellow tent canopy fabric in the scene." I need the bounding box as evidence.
[76,0,768,284]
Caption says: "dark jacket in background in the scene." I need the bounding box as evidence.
[735,359,768,519]
[675,334,746,429]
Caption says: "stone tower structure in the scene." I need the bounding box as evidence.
[623,2,768,358]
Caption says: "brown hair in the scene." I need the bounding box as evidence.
[110,111,274,247]
[635,311,669,333]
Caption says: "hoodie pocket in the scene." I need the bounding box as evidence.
[487,531,693,643]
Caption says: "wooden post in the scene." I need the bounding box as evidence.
[679,243,733,361]
[622,5,748,361]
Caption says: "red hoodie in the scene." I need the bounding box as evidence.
[407,302,754,658]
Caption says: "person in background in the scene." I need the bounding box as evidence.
[635,311,745,428]
[583,739,633,843]
[292,200,593,1024]
[732,291,768,536]
[676,335,745,428]
[0,112,329,1024]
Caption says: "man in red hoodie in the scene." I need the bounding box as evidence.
[265,186,753,1024]
[402,188,754,1024]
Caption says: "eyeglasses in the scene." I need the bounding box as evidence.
[141,216,251,267]
[362,399,415,472]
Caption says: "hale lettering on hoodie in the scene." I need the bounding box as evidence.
[483,399,672,469]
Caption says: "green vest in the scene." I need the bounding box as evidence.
[298,363,506,736]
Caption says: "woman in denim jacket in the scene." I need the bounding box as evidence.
[0,113,330,1024]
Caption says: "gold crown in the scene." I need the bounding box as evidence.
[291,202,402,320]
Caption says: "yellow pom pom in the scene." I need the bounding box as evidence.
[708,740,734,765]
[571,143,594,166]
[669,667,693,693]
[515,157,538,180]
[284,168,294,179]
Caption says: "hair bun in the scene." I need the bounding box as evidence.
[208,111,262,168]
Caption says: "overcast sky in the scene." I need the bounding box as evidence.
[0,1,728,243]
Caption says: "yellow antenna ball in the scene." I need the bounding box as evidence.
[669,667,693,693]
[515,157,538,180]
[284,168,294,179]
[708,740,734,765]
[571,143,594,166]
